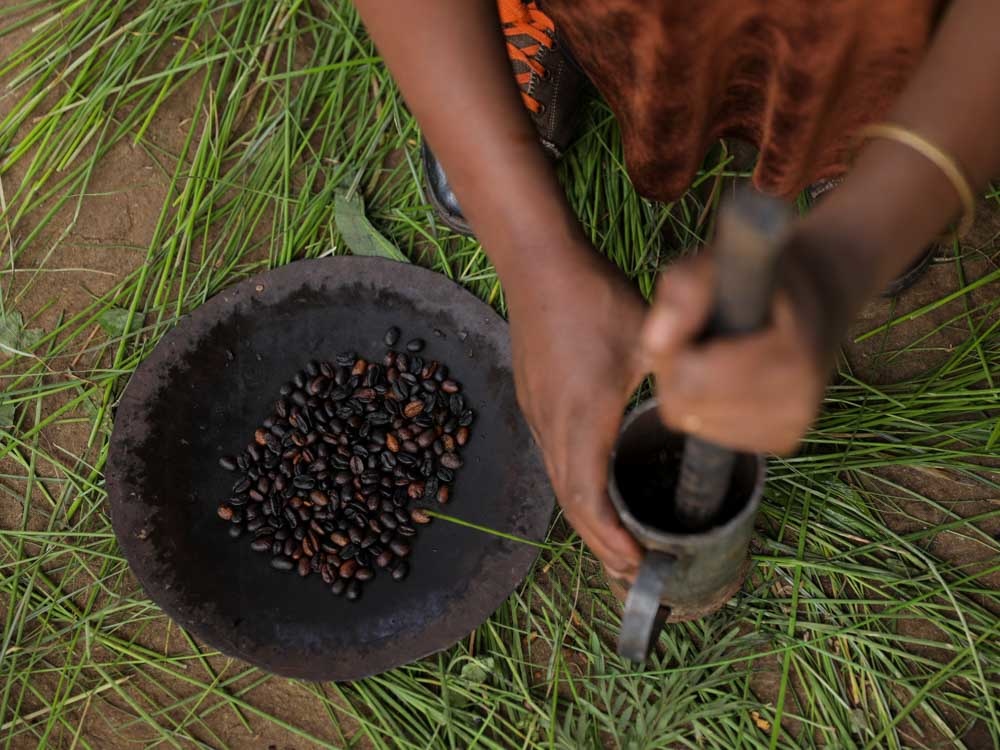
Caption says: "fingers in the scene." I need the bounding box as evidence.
[557,408,642,577]
[639,253,716,369]
[656,294,826,454]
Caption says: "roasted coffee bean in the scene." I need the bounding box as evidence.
[437,485,450,504]
[437,467,455,483]
[336,352,356,367]
[402,440,419,454]
[410,508,432,525]
[397,524,416,537]
[440,452,463,470]
[391,562,409,581]
[420,454,434,479]
[297,557,311,576]
[416,428,436,448]
[375,549,394,568]
[271,557,294,571]
[228,525,242,539]
[309,489,329,506]
[441,380,460,394]
[250,538,272,553]
[217,504,233,521]
[403,401,424,418]
[379,512,398,530]
[456,426,470,446]
[330,531,350,547]
[389,540,411,557]
[330,579,347,596]
[233,477,252,494]
[339,559,358,578]
[406,338,424,352]
[346,580,362,600]
[321,564,335,584]
[293,475,316,489]
[218,454,238,472]
[283,538,296,557]
[355,567,374,582]
[383,326,401,347]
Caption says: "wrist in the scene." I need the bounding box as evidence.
[489,229,604,308]
[780,213,879,356]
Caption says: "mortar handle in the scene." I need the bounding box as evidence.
[617,550,674,662]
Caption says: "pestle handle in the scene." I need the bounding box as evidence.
[673,190,791,530]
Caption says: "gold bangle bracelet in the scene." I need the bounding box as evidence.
[860,123,976,237]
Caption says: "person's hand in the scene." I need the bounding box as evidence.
[639,229,853,456]
[506,248,645,579]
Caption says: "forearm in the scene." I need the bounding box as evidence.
[352,0,587,288]
[804,0,1000,314]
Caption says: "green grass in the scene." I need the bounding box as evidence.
[1,2,998,748]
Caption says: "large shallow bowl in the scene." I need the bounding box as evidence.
[106,257,553,680]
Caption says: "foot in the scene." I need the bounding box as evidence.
[422,0,589,236]
[808,178,936,297]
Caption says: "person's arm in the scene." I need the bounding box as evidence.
[353,1,644,576]
[642,0,1000,456]
[352,1,580,278]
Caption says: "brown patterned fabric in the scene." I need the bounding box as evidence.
[541,0,944,202]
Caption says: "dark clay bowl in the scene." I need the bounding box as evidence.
[106,257,553,680]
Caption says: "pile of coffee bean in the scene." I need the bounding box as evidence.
[216,327,474,601]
